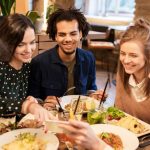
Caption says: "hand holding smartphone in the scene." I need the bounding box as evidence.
[45,120,69,133]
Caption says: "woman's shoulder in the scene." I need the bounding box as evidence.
[0,61,6,66]
[23,63,31,68]
[0,61,7,71]
[22,63,31,73]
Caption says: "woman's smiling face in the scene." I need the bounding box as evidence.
[12,27,36,63]
[120,40,145,76]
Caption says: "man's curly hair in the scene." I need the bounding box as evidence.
[46,8,90,40]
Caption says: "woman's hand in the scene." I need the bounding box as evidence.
[43,96,59,110]
[22,96,57,122]
[59,120,112,150]
[28,102,57,122]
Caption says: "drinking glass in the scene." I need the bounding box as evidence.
[69,99,83,121]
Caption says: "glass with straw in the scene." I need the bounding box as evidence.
[69,95,83,121]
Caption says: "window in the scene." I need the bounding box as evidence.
[75,0,135,18]
[28,0,33,11]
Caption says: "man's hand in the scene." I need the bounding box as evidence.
[43,96,60,110]
[89,90,108,101]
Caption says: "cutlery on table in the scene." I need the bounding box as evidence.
[138,133,150,148]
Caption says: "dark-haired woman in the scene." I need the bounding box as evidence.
[0,14,55,121]
[115,18,150,124]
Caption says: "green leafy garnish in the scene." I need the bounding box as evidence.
[100,132,110,138]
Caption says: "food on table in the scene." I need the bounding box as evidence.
[0,122,16,135]
[87,107,147,134]
[87,110,107,124]
[2,132,47,150]
[87,107,126,124]
[65,97,96,112]
[0,117,16,126]
[69,108,82,121]
[17,119,42,128]
[115,116,145,134]
[56,133,74,149]
[106,107,125,120]
[0,123,10,135]
[98,132,123,150]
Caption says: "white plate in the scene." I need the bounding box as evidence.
[60,95,99,112]
[91,124,139,150]
[0,128,59,150]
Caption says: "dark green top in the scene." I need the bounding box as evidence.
[0,61,30,116]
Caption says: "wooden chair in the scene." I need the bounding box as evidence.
[87,25,116,70]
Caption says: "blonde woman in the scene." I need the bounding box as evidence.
[115,18,150,124]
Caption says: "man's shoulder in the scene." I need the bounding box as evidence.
[77,48,94,59]
[32,48,55,62]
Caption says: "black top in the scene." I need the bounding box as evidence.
[0,62,30,115]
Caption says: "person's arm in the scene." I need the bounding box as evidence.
[21,96,56,122]
[59,120,113,150]
[0,97,23,115]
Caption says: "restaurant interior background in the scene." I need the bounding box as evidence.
[13,0,150,69]
[2,0,149,106]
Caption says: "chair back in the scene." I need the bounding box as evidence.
[89,24,115,43]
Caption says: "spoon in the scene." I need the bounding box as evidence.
[62,86,76,96]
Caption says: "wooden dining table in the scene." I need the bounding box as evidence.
[0,109,150,150]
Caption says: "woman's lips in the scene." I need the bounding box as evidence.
[123,64,134,70]
[22,53,32,59]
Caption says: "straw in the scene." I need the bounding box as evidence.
[55,96,67,119]
[98,77,109,109]
[73,95,81,115]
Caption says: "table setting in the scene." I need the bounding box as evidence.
[0,93,150,150]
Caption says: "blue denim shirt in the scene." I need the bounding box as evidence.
[28,45,97,99]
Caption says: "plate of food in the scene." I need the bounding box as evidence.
[0,128,59,150]
[17,113,43,129]
[91,124,139,150]
[87,107,150,136]
[60,95,99,113]
[114,114,150,137]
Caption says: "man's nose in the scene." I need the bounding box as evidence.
[65,35,72,41]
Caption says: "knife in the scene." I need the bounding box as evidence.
[138,133,150,148]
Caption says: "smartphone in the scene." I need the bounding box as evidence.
[45,120,69,133]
